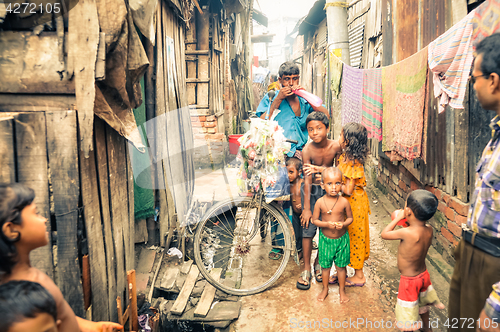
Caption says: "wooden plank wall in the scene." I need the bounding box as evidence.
[0,106,135,321]
[155,0,195,246]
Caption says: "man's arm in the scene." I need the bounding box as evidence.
[311,104,329,118]
[301,146,313,227]
[294,85,329,118]
[258,87,293,119]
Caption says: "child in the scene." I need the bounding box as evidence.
[336,122,370,287]
[381,190,445,331]
[0,183,123,332]
[0,280,60,332]
[286,157,303,258]
[297,112,342,290]
[312,167,352,303]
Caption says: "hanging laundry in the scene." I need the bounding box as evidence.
[428,11,475,113]
[472,0,500,48]
[362,68,383,142]
[382,48,428,161]
[341,65,363,126]
[329,51,343,99]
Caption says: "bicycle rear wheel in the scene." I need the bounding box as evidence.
[193,196,292,296]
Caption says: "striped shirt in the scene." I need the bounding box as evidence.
[469,116,500,317]
[468,116,500,237]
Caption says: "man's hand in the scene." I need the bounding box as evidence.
[277,86,294,100]
[478,309,500,332]
[301,210,312,228]
[335,222,343,230]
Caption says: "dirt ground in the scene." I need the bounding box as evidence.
[191,166,450,332]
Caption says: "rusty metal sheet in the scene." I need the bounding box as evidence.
[421,0,447,48]
[396,0,418,61]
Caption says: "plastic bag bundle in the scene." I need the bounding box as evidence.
[236,118,291,198]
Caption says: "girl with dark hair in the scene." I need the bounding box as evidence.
[335,122,371,287]
[0,183,123,332]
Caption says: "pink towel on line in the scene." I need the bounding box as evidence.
[341,64,363,126]
[428,11,475,112]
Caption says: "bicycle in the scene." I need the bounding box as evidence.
[193,124,299,296]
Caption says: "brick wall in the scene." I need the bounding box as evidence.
[191,115,228,169]
[376,158,469,266]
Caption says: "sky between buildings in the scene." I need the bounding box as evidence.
[252,0,318,73]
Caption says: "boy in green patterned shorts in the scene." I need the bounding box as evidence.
[312,167,353,303]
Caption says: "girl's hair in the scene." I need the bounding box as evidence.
[0,183,35,274]
[342,122,369,164]
[406,189,438,222]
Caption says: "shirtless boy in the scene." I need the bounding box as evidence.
[296,112,342,290]
[312,167,352,303]
[381,190,445,331]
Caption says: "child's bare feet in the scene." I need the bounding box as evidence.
[339,289,349,304]
[317,288,328,302]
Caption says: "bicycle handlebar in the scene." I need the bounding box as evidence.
[286,139,298,145]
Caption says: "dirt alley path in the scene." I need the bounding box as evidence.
[193,167,450,332]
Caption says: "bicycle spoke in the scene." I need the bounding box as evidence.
[205,216,235,239]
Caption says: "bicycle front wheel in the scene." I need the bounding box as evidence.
[193,196,292,296]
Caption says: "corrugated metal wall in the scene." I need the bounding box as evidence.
[348,22,365,68]
[376,0,488,201]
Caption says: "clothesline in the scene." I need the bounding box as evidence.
[325,0,499,162]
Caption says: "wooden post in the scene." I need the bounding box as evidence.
[117,297,123,326]
[127,270,139,331]
[46,111,84,316]
[80,145,109,320]
[94,118,118,322]
[106,124,126,303]
[186,15,197,106]
[196,5,210,109]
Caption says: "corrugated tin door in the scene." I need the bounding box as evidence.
[348,22,365,68]
[317,21,328,50]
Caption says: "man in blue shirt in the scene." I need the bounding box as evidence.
[256,62,329,158]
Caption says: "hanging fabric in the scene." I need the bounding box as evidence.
[472,0,500,48]
[382,47,428,161]
[362,68,383,142]
[341,64,363,126]
[329,52,343,99]
[428,11,475,113]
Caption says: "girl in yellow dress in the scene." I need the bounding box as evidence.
[337,123,370,286]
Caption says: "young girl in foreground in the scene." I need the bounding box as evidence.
[335,122,371,287]
[0,183,123,332]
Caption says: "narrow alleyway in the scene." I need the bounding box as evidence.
[193,165,450,331]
